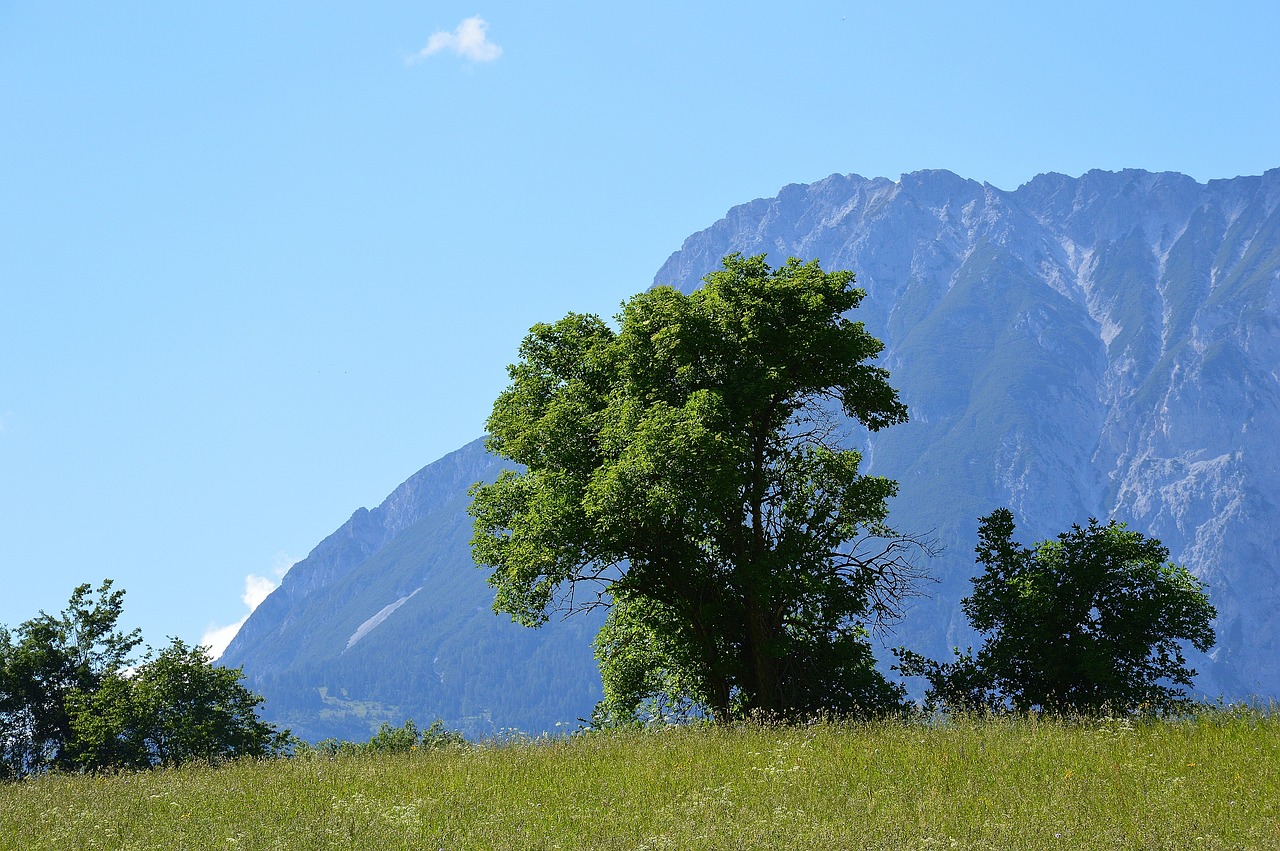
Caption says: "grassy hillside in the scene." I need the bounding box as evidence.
[3,711,1278,850]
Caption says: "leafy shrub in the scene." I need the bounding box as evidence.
[300,719,467,757]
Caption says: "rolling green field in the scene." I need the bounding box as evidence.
[3,711,1278,850]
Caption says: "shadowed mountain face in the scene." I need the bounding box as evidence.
[226,169,1280,741]
[219,439,604,742]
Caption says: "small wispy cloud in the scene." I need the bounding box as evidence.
[410,16,502,64]
[201,554,296,660]
[200,619,246,663]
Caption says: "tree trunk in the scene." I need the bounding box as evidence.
[744,598,780,716]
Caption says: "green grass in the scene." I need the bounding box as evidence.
[3,711,1279,850]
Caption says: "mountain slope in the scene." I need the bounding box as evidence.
[220,438,604,741]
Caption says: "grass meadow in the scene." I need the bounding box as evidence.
[2,710,1278,850]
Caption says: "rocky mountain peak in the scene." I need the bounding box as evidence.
[653,167,1280,698]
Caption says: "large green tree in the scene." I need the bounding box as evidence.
[906,509,1217,714]
[469,254,924,721]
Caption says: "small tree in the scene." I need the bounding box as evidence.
[68,638,290,769]
[470,254,927,722]
[0,581,141,778]
[922,509,1216,714]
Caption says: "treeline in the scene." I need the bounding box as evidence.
[0,581,290,780]
[0,506,1222,782]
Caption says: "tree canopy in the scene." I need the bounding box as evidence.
[68,638,290,770]
[470,254,925,721]
[1,582,288,779]
[900,509,1217,715]
[0,581,140,778]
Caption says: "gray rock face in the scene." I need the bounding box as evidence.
[655,167,1280,699]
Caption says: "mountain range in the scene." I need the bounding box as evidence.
[222,167,1280,740]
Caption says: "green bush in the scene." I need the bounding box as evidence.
[300,718,467,758]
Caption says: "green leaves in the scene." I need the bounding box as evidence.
[961,510,1217,714]
[470,254,920,721]
[0,580,142,778]
[68,639,289,770]
[2,583,288,779]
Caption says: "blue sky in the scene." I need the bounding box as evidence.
[2,1,1278,654]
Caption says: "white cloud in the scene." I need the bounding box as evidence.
[201,554,297,660]
[411,16,502,63]
[242,574,277,611]
[200,618,247,662]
